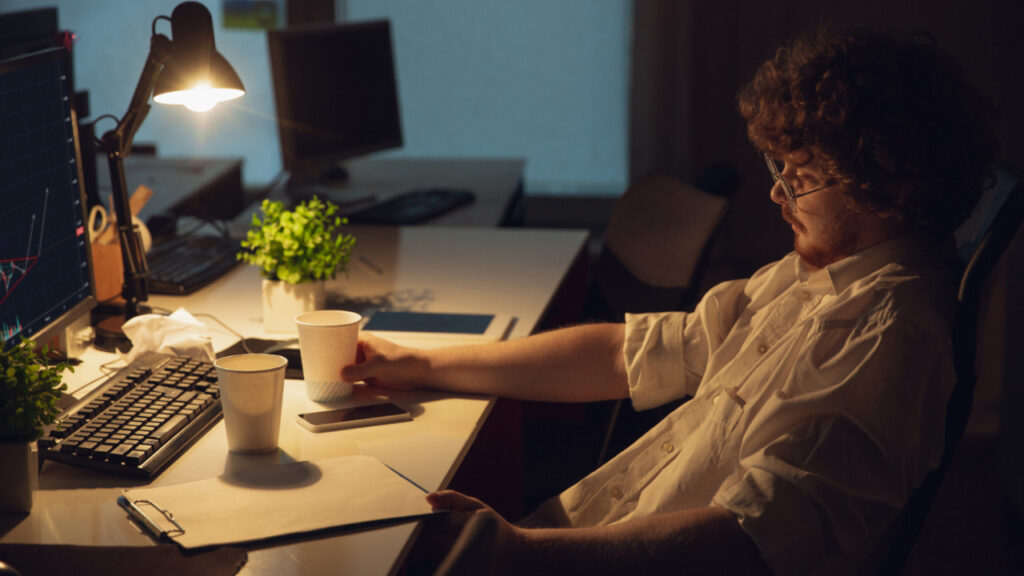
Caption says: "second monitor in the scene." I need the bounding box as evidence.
[268,19,403,196]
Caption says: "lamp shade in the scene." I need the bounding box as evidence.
[153,2,244,112]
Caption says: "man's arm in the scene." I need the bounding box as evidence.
[427,490,771,575]
[341,323,629,403]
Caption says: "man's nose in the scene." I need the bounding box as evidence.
[769,180,786,206]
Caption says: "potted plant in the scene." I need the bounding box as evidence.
[0,338,69,514]
[238,196,356,332]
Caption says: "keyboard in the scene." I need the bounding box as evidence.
[147,235,241,294]
[345,188,475,224]
[38,352,221,478]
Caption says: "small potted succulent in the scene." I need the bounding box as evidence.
[0,338,69,514]
[238,196,356,332]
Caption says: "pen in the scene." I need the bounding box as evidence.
[359,255,383,275]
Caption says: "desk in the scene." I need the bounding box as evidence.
[0,225,588,575]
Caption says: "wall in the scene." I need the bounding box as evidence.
[345,0,631,195]
[0,0,630,194]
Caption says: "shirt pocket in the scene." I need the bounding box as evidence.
[706,386,746,460]
[809,317,860,369]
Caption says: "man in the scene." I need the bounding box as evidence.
[342,27,997,574]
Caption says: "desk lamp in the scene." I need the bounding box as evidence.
[95,1,244,349]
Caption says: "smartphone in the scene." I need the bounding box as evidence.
[296,401,412,432]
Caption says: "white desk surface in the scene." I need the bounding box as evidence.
[0,225,588,576]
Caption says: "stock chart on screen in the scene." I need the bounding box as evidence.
[0,50,92,346]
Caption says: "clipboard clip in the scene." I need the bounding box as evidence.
[118,494,186,540]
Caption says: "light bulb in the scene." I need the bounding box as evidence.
[154,82,244,112]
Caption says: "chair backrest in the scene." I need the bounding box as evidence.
[875,167,1024,574]
[589,173,731,322]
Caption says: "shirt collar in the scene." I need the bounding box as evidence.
[796,233,939,295]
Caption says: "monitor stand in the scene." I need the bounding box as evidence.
[286,164,377,211]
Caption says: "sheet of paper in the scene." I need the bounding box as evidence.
[121,455,435,549]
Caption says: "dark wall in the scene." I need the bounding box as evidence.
[679,1,1024,276]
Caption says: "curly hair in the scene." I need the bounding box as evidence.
[739,26,999,233]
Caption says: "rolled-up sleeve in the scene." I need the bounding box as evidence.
[624,278,750,411]
[623,312,692,410]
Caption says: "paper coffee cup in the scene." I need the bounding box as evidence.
[295,310,362,402]
[214,353,288,454]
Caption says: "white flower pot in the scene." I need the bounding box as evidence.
[262,279,327,333]
[0,441,35,514]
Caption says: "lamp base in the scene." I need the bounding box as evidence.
[94,315,133,353]
[92,307,151,353]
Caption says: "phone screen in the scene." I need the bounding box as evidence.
[300,403,407,426]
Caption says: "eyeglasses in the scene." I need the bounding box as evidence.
[763,153,834,212]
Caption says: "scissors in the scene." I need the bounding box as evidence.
[88,202,153,250]
[88,204,110,242]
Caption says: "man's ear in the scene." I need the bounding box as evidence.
[871,181,911,224]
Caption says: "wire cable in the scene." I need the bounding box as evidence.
[192,312,254,353]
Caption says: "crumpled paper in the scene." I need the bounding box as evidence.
[122,307,216,364]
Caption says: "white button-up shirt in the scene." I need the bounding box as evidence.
[528,234,958,575]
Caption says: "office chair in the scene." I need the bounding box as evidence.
[590,171,734,465]
[875,167,1024,575]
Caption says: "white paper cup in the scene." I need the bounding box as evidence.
[295,310,362,402]
[214,354,288,454]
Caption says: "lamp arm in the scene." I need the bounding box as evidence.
[102,33,172,158]
[97,32,172,321]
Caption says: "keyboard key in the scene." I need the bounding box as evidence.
[152,414,189,445]
[76,441,98,456]
[110,443,134,460]
[125,450,148,466]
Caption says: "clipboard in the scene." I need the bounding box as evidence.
[118,455,437,549]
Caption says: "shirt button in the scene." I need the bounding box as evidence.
[802,291,812,301]
[757,344,768,354]
[610,486,623,499]
[713,394,720,405]
[661,441,675,453]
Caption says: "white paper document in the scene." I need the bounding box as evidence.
[119,455,436,549]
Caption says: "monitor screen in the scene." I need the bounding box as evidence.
[0,47,96,350]
[268,20,403,176]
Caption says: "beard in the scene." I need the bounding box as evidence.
[783,205,862,269]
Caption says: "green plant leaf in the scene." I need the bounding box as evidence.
[0,338,70,441]
[236,196,357,284]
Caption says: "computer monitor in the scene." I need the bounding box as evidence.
[268,19,403,188]
[0,47,96,350]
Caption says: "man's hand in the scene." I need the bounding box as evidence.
[340,334,432,389]
[420,491,771,575]
[423,490,521,574]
